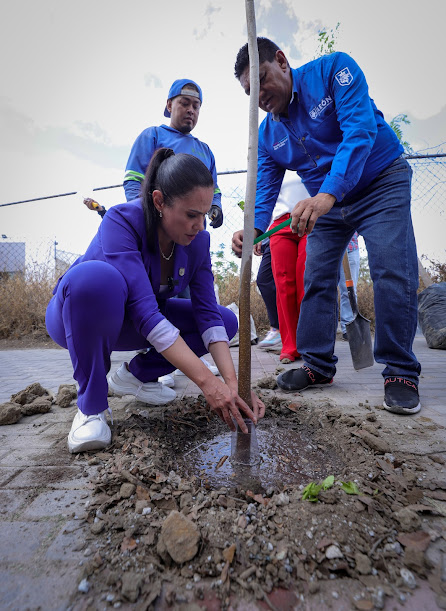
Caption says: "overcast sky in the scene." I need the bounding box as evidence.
[1,0,445,258]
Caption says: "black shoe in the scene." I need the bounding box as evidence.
[342,333,348,341]
[383,377,421,415]
[277,365,333,392]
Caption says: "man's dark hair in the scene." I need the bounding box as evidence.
[234,37,282,79]
[142,148,213,251]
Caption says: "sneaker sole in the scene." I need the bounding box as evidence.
[383,400,421,415]
[68,436,111,454]
[259,343,282,349]
[108,383,176,405]
[107,383,131,397]
[277,380,333,392]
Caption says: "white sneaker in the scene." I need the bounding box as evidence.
[175,356,220,376]
[158,374,174,387]
[68,408,112,454]
[108,363,176,405]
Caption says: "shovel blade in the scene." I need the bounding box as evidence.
[345,314,374,370]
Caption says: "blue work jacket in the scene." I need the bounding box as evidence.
[255,52,403,232]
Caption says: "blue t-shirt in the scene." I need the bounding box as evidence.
[254,52,403,232]
[124,124,222,208]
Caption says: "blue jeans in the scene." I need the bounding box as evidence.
[296,157,420,382]
[338,247,360,333]
[257,241,279,329]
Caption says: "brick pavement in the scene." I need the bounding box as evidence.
[0,337,445,610]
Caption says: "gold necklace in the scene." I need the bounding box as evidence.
[160,242,175,261]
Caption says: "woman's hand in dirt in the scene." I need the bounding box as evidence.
[202,378,257,433]
[250,391,266,421]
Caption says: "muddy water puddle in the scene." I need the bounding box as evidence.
[180,423,344,491]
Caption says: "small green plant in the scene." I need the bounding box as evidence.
[340,481,360,495]
[302,475,335,502]
[302,476,360,502]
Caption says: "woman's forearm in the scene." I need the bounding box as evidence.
[161,336,215,389]
[208,341,238,388]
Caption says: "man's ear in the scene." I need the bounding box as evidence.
[276,50,288,72]
[166,99,173,113]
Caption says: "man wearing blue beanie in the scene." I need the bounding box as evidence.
[124,79,223,228]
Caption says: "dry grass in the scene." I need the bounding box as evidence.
[216,273,270,337]
[3,258,442,343]
[356,280,375,330]
[0,265,271,343]
[0,266,54,340]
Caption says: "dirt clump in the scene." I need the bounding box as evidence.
[70,395,446,609]
[0,382,53,424]
[55,383,77,408]
[0,382,78,425]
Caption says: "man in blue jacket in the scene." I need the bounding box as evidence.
[232,37,421,415]
[124,79,223,228]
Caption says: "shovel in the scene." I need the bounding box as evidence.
[342,253,374,370]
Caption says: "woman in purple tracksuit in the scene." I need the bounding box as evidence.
[46,148,265,453]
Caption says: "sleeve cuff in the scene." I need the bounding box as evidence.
[146,319,180,353]
[202,325,229,350]
[319,176,348,202]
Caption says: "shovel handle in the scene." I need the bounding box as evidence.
[342,252,358,317]
[253,217,292,245]
[342,252,353,282]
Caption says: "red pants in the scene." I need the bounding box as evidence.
[269,214,307,360]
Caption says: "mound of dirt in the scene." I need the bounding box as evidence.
[70,394,446,610]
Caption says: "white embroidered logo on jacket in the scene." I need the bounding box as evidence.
[309,95,333,119]
[335,67,354,86]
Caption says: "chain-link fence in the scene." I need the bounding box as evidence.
[54,246,81,277]
[406,154,446,264]
[1,154,445,277]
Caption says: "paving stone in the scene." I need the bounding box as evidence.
[0,489,30,516]
[0,467,23,486]
[21,489,90,519]
[0,520,56,563]
[44,520,90,563]
[0,447,73,467]
[0,567,83,611]
[6,465,84,489]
